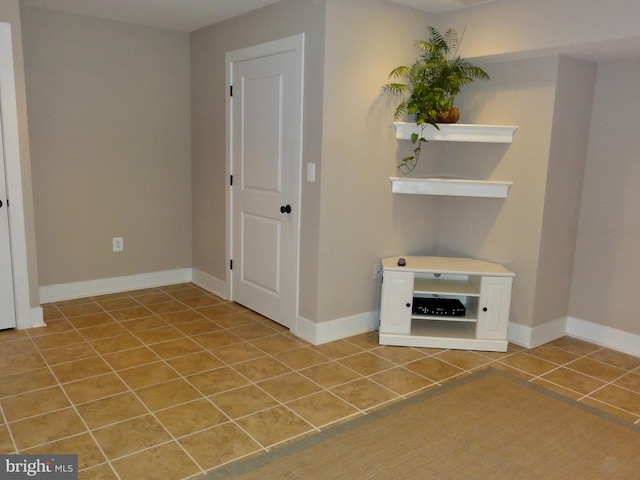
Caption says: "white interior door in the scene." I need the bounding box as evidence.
[228,35,304,328]
[0,110,16,330]
[0,22,32,331]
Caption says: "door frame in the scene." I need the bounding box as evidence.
[0,22,37,330]
[225,33,305,331]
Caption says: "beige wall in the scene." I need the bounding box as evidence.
[190,0,327,320]
[15,0,640,341]
[317,0,440,322]
[0,0,39,308]
[436,56,558,329]
[435,55,596,331]
[192,0,640,335]
[436,0,639,336]
[569,59,640,336]
[191,0,441,324]
[436,0,640,62]
[22,8,191,286]
[532,56,596,328]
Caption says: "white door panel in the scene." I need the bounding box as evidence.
[228,35,303,328]
[242,73,283,193]
[240,212,281,295]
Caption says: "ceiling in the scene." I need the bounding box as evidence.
[20,0,496,32]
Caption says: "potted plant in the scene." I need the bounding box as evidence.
[383,27,490,173]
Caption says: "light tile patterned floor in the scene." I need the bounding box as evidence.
[0,283,639,479]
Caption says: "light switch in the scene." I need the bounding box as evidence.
[307,163,316,182]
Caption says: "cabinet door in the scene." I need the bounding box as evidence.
[379,271,414,335]
[476,276,513,340]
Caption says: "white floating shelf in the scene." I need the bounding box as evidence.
[393,122,518,143]
[390,177,513,198]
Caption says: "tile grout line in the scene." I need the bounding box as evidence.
[20,318,122,480]
[120,287,326,471]
[5,288,640,478]
[42,288,224,478]
[95,290,244,478]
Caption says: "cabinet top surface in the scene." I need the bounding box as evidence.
[382,256,514,277]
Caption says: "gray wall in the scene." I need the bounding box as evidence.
[22,8,192,286]
[436,0,640,336]
[436,56,559,329]
[316,0,440,322]
[533,56,596,329]
[569,59,640,335]
[437,55,597,331]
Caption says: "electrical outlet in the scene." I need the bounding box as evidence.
[373,263,383,280]
[112,237,124,252]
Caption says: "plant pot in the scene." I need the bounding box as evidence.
[436,107,460,124]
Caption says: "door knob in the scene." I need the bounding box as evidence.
[0,200,3,208]
[280,204,292,214]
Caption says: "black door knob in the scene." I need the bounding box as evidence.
[0,199,3,208]
[280,204,292,214]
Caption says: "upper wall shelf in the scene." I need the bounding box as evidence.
[393,122,518,143]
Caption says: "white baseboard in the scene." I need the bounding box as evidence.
[39,268,193,303]
[508,315,640,358]
[507,316,567,349]
[36,272,640,359]
[295,311,379,346]
[192,269,229,300]
[30,306,45,329]
[566,316,640,358]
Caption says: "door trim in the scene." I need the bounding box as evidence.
[0,22,38,330]
[225,34,305,331]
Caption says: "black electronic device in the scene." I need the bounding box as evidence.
[412,297,466,317]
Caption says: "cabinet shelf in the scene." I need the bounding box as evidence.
[393,122,518,143]
[413,277,479,297]
[411,314,477,323]
[390,177,512,198]
[411,319,477,338]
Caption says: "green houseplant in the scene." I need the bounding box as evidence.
[383,27,490,173]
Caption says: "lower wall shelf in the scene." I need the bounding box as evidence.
[390,177,513,198]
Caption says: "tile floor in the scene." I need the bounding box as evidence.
[1,283,639,479]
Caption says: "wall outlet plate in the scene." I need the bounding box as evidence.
[373,263,383,279]
[112,237,124,252]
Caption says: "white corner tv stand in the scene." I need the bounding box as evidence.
[379,256,514,352]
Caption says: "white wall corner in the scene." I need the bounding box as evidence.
[507,316,567,349]
[294,310,379,346]
[39,268,193,303]
[566,316,640,358]
[192,269,229,300]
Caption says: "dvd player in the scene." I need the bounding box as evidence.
[412,297,466,317]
